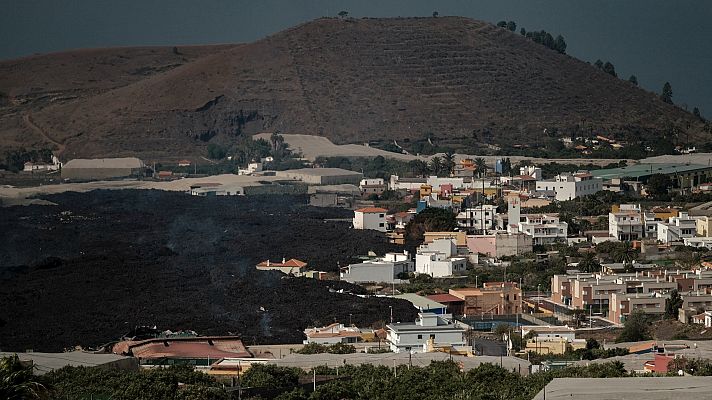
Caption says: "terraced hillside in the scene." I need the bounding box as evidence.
[0,17,707,160]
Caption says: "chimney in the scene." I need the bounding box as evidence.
[267,260,270,266]
[282,257,286,264]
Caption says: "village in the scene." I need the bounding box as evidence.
[4,147,712,398]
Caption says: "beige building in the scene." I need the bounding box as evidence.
[609,292,667,323]
[449,282,522,316]
[697,216,711,237]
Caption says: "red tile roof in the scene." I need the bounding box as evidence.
[426,294,464,303]
[256,259,307,268]
[113,336,251,359]
[355,207,388,213]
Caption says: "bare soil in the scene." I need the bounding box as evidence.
[1,17,706,160]
[0,191,416,352]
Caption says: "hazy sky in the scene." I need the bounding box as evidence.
[2,0,711,115]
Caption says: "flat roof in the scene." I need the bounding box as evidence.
[0,351,133,375]
[533,377,712,400]
[590,163,712,180]
[63,157,144,169]
[394,293,447,310]
[277,168,362,177]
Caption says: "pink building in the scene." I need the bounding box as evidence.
[466,233,532,258]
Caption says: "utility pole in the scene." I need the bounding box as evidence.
[237,360,242,400]
[313,369,316,392]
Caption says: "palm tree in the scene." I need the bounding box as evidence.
[409,159,429,177]
[442,152,455,176]
[429,156,443,177]
[612,242,638,271]
[578,252,601,273]
[474,157,487,177]
[0,355,49,400]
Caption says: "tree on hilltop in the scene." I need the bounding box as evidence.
[554,34,567,54]
[337,10,349,18]
[628,75,638,86]
[603,61,617,77]
[661,82,673,104]
[693,107,701,119]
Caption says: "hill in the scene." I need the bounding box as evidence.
[0,17,708,161]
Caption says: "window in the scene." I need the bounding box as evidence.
[379,223,384,227]
[379,214,385,218]
[417,334,422,339]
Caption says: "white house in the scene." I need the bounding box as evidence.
[456,204,497,233]
[704,311,712,328]
[359,178,387,195]
[386,313,467,353]
[303,323,362,345]
[608,204,645,241]
[415,238,467,277]
[521,325,576,342]
[23,155,62,172]
[237,162,263,175]
[684,237,712,250]
[520,165,543,180]
[514,214,568,246]
[535,172,602,201]
[389,175,426,191]
[340,252,414,284]
[426,176,466,190]
[657,212,698,243]
[353,207,388,232]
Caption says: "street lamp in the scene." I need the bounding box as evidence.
[349,313,353,327]
[537,284,542,310]
[389,306,393,324]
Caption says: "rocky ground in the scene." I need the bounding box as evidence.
[0,190,415,352]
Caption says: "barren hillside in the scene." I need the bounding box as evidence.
[0,17,707,160]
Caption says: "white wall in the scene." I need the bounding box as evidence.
[387,329,465,353]
[353,211,386,232]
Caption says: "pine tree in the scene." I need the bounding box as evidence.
[628,75,638,86]
[554,35,567,54]
[520,27,526,36]
[693,107,701,118]
[506,21,517,32]
[661,82,673,104]
[594,59,604,69]
[603,61,617,77]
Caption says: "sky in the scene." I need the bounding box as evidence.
[2,0,711,115]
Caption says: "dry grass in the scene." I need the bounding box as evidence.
[0,17,707,160]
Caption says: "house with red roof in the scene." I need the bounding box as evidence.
[256,258,308,275]
[112,336,251,366]
[353,207,388,232]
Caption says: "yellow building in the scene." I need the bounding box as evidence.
[652,207,679,221]
[419,184,433,197]
[424,231,467,246]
